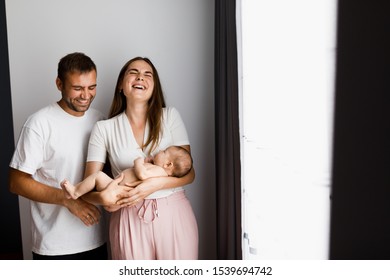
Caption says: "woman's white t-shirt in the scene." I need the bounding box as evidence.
[87,107,190,199]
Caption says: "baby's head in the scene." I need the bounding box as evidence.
[154,146,193,177]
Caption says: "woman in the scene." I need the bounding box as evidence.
[84,57,198,259]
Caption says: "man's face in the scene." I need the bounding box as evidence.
[56,70,97,116]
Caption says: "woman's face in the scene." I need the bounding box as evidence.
[121,60,154,103]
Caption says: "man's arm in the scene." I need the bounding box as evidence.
[8,168,101,226]
[9,168,65,204]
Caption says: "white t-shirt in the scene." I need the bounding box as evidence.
[9,103,106,255]
[87,107,190,199]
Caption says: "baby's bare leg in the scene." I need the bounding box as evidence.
[61,171,112,200]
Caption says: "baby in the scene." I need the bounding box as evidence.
[61,145,193,204]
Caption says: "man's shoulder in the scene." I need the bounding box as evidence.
[24,103,56,123]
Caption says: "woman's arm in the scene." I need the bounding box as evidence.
[81,161,132,207]
[116,145,195,206]
[117,167,195,207]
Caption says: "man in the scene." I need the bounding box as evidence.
[9,52,108,259]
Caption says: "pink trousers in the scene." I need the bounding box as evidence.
[109,190,198,260]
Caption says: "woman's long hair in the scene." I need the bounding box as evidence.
[108,57,166,154]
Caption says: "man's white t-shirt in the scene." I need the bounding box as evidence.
[10,103,106,255]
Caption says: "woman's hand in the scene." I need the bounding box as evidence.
[99,173,133,205]
[116,177,164,207]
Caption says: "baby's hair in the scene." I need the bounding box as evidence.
[168,146,193,178]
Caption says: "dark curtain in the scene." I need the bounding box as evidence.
[329,0,390,259]
[0,0,23,259]
[214,0,242,259]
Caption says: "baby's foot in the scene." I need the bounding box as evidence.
[60,179,78,199]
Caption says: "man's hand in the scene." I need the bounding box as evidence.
[63,198,101,226]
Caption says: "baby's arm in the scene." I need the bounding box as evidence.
[133,157,168,180]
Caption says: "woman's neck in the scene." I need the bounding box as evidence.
[125,104,147,124]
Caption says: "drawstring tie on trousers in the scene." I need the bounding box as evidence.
[137,199,159,223]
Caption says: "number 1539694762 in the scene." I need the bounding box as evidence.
[212,266,272,276]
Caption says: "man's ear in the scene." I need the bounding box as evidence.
[55,77,63,91]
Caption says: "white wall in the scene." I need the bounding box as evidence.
[6,0,216,259]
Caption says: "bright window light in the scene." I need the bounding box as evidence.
[238,0,338,259]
